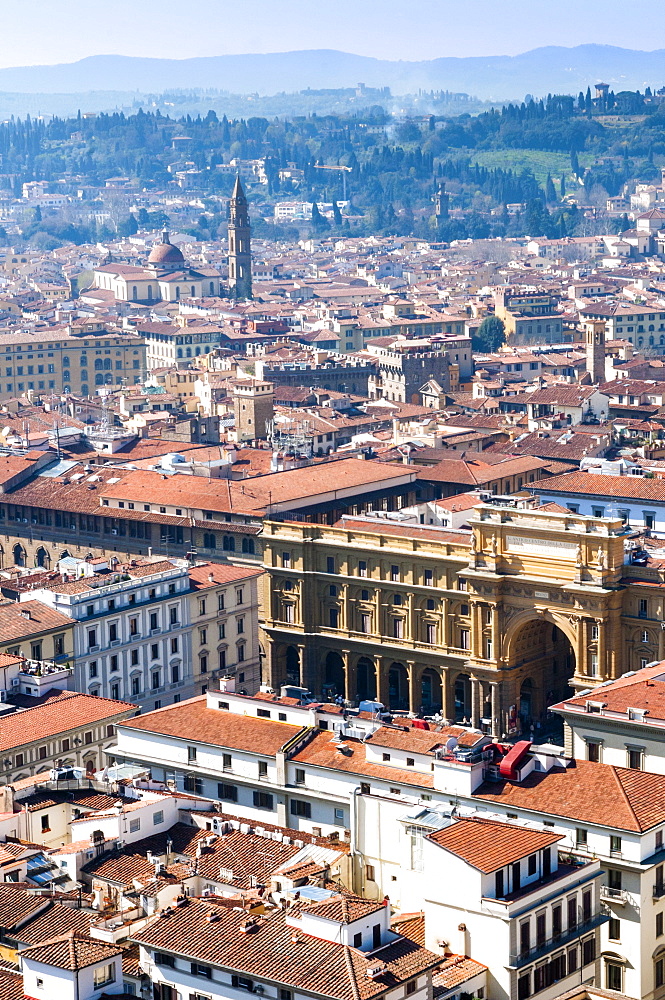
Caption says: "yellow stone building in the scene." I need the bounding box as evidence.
[261,497,663,737]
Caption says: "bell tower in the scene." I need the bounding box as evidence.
[584,319,606,384]
[228,174,252,300]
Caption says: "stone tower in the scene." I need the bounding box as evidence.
[228,175,252,300]
[233,380,274,442]
[585,319,606,384]
[435,182,449,223]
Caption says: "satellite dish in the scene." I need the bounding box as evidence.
[445,736,458,753]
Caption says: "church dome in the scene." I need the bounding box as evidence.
[148,231,185,266]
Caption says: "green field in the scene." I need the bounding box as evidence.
[469,149,595,186]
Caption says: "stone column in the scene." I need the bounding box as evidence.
[491,682,501,739]
[442,669,454,724]
[471,677,481,729]
[375,657,389,708]
[407,660,421,715]
[343,651,357,706]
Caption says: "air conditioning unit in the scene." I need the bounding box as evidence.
[0,691,6,702]
[11,678,20,687]
[111,529,118,535]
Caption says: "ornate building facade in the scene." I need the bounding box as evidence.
[261,497,660,737]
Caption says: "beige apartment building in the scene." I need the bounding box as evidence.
[0,320,146,400]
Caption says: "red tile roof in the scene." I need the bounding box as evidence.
[0,600,74,642]
[0,693,136,752]
[429,817,562,873]
[119,696,301,754]
[534,471,665,502]
[20,931,121,971]
[474,758,665,832]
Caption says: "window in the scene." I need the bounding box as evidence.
[39,746,48,760]
[93,964,116,988]
[131,650,139,666]
[528,854,537,876]
[218,783,238,802]
[281,552,291,568]
[171,664,180,684]
[587,741,601,763]
[41,814,50,833]
[129,818,140,833]
[188,746,197,763]
[610,835,622,857]
[222,753,232,771]
[218,593,225,611]
[459,628,470,650]
[391,564,399,582]
[353,932,362,948]
[334,807,345,825]
[517,974,531,1000]
[358,560,367,577]
[171,637,179,655]
[406,981,417,996]
[131,676,140,696]
[393,617,404,639]
[184,775,203,794]
[258,760,268,779]
[295,768,305,785]
[640,598,649,618]
[327,556,335,573]
[89,661,98,679]
[329,608,339,628]
[606,962,622,992]
[424,568,433,586]
[232,976,254,992]
[361,613,371,634]
[253,790,273,809]
[576,828,588,848]
[290,799,312,818]
[190,962,212,979]
[658,912,664,938]
[628,747,644,770]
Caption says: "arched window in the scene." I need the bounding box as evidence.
[186,348,191,358]
[12,544,25,567]
[222,535,236,552]
[63,370,70,380]
[81,384,89,396]
[95,374,103,385]
[210,281,214,295]
[94,359,103,371]
[175,287,180,300]
[191,285,196,296]
[103,358,111,370]
[177,349,183,359]
[195,347,200,356]
[204,533,216,549]
[35,547,50,569]
[147,285,153,300]
[241,537,255,554]
[62,356,70,366]
[132,286,138,301]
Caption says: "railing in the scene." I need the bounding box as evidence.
[600,884,629,903]
[510,911,608,968]
[654,883,665,899]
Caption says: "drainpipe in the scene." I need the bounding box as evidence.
[350,785,361,893]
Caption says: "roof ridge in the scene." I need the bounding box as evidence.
[609,765,641,831]
[343,945,362,1000]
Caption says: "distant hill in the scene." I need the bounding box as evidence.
[1,45,665,102]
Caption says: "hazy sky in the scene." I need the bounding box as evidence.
[5,0,665,66]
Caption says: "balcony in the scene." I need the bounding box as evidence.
[600,884,629,905]
[510,911,608,968]
[654,883,665,899]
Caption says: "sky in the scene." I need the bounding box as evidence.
[5,0,665,66]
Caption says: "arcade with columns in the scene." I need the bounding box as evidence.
[260,497,658,738]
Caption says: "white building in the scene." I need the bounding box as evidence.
[109,687,665,1000]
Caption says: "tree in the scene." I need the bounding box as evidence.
[545,173,556,203]
[473,315,505,353]
[570,149,580,178]
[311,200,328,229]
[332,200,342,226]
[560,175,566,198]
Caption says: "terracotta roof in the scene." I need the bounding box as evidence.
[432,955,487,995]
[304,894,386,923]
[15,902,95,946]
[119,696,301,754]
[365,725,484,755]
[429,817,562,873]
[20,931,121,971]
[552,661,665,722]
[0,693,135,752]
[0,969,22,1000]
[133,898,441,1000]
[474,758,665,832]
[534,471,665,502]
[0,883,48,930]
[188,562,263,590]
[290,731,434,789]
[0,600,74,642]
[416,455,547,486]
